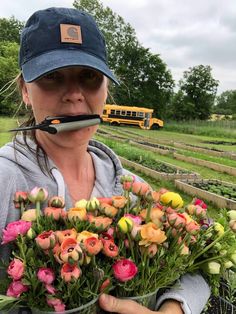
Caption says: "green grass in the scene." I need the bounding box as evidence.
[0,117,17,146]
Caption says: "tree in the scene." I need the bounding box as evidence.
[215,90,236,114]
[73,0,174,118]
[0,41,21,115]
[177,65,219,120]
[0,17,24,43]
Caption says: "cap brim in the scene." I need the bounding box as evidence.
[21,49,119,84]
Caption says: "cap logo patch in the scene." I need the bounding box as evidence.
[60,24,82,44]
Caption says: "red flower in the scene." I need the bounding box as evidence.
[102,239,119,257]
[113,259,138,282]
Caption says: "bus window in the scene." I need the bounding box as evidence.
[127,111,131,116]
[111,110,115,114]
[137,112,144,117]
[116,110,121,115]
[103,109,107,114]
[131,112,136,117]
[121,111,126,115]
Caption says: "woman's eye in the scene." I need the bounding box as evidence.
[43,72,63,81]
[79,70,104,88]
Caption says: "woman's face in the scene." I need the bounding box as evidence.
[21,67,108,146]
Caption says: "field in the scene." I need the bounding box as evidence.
[1,117,236,310]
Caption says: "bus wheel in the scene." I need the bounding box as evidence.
[111,121,120,126]
[151,124,159,130]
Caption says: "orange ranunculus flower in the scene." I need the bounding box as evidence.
[67,207,87,221]
[185,221,200,235]
[145,191,161,203]
[55,228,77,244]
[77,230,98,243]
[102,239,119,257]
[44,207,63,221]
[99,203,118,218]
[84,237,103,255]
[61,263,81,282]
[88,214,112,230]
[111,196,127,209]
[140,222,167,246]
[60,238,83,263]
[35,231,56,250]
[131,182,151,196]
[140,207,164,227]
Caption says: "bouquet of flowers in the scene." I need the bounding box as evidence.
[0,175,236,313]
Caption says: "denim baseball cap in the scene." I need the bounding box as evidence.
[19,7,119,84]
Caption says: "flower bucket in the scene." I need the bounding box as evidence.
[31,297,98,314]
[123,289,158,310]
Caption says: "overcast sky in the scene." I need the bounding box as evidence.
[1,0,235,94]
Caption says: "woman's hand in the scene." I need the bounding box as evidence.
[99,294,184,314]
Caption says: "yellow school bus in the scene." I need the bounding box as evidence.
[102,104,163,130]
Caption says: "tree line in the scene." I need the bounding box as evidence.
[0,0,235,120]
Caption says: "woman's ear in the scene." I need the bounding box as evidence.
[21,82,30,105]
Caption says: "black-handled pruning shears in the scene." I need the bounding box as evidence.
[9,114,102,134]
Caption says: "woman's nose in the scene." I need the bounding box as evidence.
[62,79,85,103]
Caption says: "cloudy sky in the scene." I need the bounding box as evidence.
[1,0,235,94]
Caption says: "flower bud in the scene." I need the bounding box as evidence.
[117,217,133,233]
[48,196,65,208]
[204,261,221,274]
[224,260,233,269]
[228,210,236,221]
[230,253,236,265]
[86,197,100,211]
[214,222,224,236]
[28,187,48,203]
[75,199,88,208]
[229,220,236,233]
[27,227,36,239]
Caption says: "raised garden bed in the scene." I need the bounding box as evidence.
[175,179,236,210]
[119,156,200,181]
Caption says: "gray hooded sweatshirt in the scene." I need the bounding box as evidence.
[0,137,210,314]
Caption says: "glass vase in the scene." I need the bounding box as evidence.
[31,297,98,314]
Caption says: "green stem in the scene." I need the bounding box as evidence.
[36,200,41,225]
[188,255,225,272]
[191,229,230,262]
[127,233,135,261]
[146,202,152,223]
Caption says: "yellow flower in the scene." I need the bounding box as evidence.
[21,209,37,222]
[117,217,133,233]
[67,207,87,221]
[214,222,224,236]
[160,192,183,208]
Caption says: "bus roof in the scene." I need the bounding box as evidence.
[105,104,154,113]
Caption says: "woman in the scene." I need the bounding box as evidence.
[0,7,210,314]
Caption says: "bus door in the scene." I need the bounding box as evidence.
[144,113,151,128]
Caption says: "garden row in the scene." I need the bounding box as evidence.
[96,129,236,210]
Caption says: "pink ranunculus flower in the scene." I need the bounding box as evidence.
[7,280,28,298]
[44,207,63,221]
[47,297,66,312]
[113,259,138,282]
[7,259,24,280]
[37,267,55,285]
[1,220,32,244]
[124,214,142,225]
[194,198,207,209]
